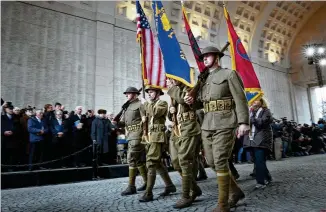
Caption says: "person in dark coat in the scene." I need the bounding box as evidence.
[86,110,95,130]
[85,110,96,165]
[70,106,87,167]
[107,117,117,165]
[43,104,55,164]
[20,108,34,164]
[243,98,273,188]
[12,107,24,166]
[91,109,111,165]
[1,104,21,171]
[50,110,69,168]
[27,110,49,171]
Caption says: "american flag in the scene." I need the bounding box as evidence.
[136,1,166,89]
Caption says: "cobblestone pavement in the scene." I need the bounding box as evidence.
[2,155,326,212]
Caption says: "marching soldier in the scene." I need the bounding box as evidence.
[139,85,176,202]
[195,109,208,181]
[117,87,147,196]
[184,46,250,212]
[167,79,202,208]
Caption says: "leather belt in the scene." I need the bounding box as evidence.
[177,111,196,123]
[149,124,166,132]
[126,123,142,132]
[203,99,234,113]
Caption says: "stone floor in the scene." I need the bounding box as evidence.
[2,155,326,212]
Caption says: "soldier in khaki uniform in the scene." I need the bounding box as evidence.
[116,87,147,196]
[195,109,208,181]
[184,47,250,212]
[167,79,202,209]
[139,85,176,202]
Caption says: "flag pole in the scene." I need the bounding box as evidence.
[140,49,146,99]
[139,39,145,99]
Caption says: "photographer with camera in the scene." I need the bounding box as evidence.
[280,117,294,158]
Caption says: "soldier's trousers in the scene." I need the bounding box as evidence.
[145,142,166,170]
[170,135,199,177]
[127,139,146,168]
[202,128,242,208]
[201,129,236,172]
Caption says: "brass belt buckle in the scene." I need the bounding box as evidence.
[216,100,225,111]
[183,112,189,121]
[225,99,232,110]
[177,113,182,123]
[204,103,209,113]
[209,101,217,112]
[189,111,195,120]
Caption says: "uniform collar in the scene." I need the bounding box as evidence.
[150,99,160,104]
[209,66,222,74]
[129,98,139,104]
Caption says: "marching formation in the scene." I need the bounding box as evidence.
[115,46,250,212]
[116,1,263,211]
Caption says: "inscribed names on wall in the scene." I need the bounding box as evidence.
[1,2,96,111]
[112,27,142,113]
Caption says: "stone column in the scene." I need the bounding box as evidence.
[93,1,116,112]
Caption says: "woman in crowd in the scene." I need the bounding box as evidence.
[243,98,273,189]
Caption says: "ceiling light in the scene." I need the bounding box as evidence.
[320,58,326,66]
[306,47,315,56]
[317,47,325,54]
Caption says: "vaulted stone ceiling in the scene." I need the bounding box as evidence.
[289,4,326,86]
[190,1,325,86]
[247,1,323,64]
[117,1,326,86]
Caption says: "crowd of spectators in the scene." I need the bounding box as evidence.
[1,100,118,172]
[235,117,326,163]
[2,98,325,174]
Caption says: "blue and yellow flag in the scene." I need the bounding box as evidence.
[152,1,194,88]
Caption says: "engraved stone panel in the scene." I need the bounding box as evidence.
[112,27,141,113]
[254,65,292,119]
[1,2,96,110]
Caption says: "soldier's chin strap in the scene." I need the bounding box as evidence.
[154,91,160,101]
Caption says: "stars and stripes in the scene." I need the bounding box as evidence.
[136,1,166,89]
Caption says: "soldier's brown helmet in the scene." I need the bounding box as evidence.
[144,85,164,96]
[123,87,140,95]
[199,46,224,61]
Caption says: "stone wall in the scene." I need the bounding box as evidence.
[292,85,311,124]
[1,1,308,120]
[1,1,97,111]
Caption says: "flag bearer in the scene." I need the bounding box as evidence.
[184,46,250,212]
